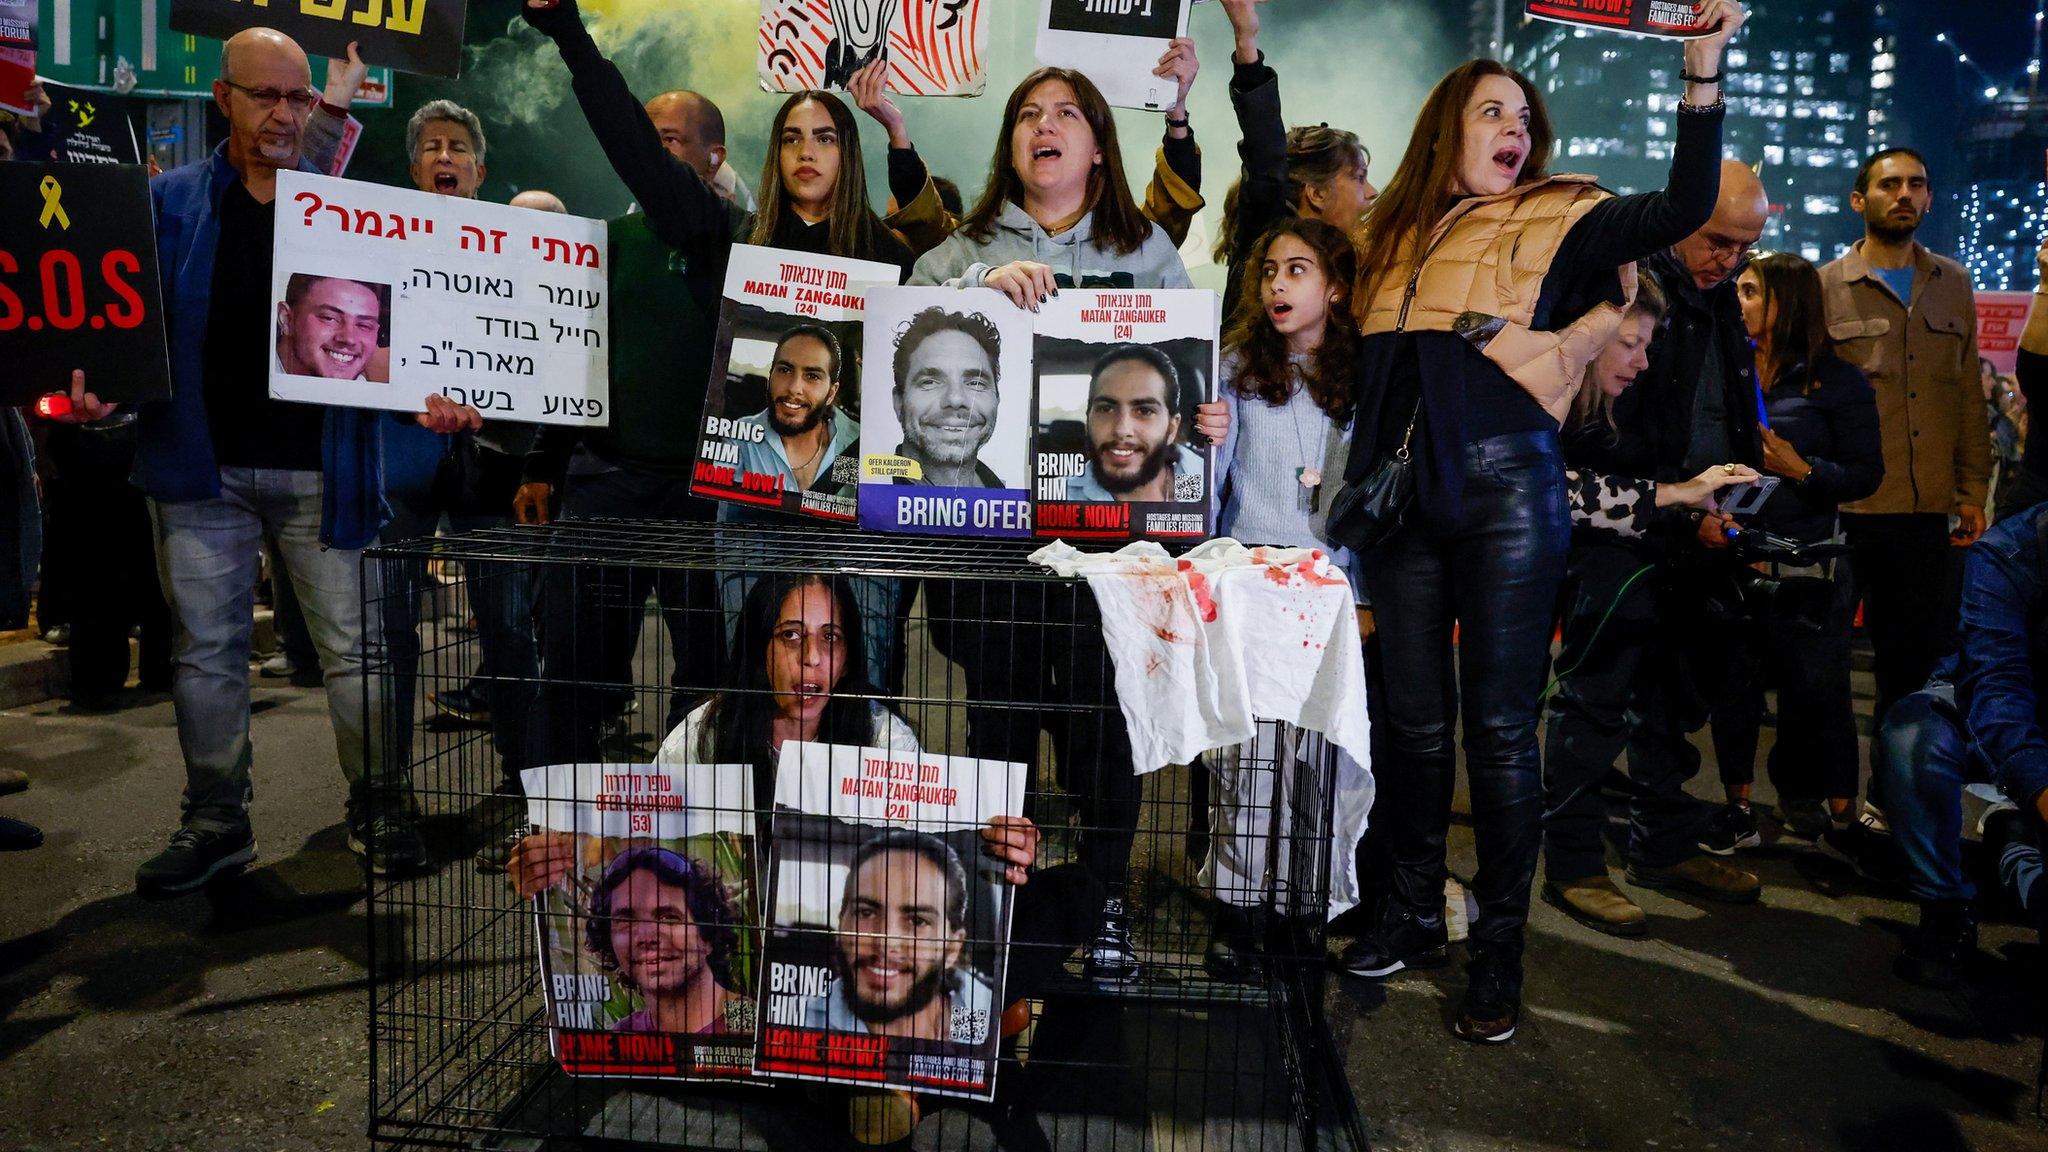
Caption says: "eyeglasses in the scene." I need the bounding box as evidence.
[221,80,319,112]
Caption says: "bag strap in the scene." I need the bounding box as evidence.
[1393,403,1421,462]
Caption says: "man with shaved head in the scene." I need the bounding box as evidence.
[1539,157,1770,936]
[48,28,480,898]
[1821,151,1989,872]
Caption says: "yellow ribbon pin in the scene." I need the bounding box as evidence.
[39,176,71,231]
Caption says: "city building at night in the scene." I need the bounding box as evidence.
[1484,1,1891,262]
[1955,92,2048,290]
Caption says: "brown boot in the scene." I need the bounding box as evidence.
[1627,854,1762,904]
[1542,874,1648,937]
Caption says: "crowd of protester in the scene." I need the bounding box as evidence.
[5,0,2048,1108]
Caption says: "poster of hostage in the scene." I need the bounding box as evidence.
[268,171,610,426]
[1031,288,1218,542]
[521,761,761,1080]
[857,286,1035,538]
[754,743,1026,1100]
[693,245,902,522]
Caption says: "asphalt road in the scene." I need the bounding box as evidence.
[0,673,2043,1152]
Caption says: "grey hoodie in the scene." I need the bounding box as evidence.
[908,201,1192,290]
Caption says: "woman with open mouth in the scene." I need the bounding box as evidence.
[1331,0,1748,1046]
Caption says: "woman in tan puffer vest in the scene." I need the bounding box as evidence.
[1330,0,1748,1046]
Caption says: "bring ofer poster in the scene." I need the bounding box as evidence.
[753,742,1027,1100]
[858,284,1219,543]
[523,761,760,1080]
[693,244,903,523]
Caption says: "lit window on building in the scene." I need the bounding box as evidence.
[1803,195,1841,215]
[1770,50,1791,70]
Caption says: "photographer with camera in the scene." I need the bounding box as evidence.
[1700,253,1883,857]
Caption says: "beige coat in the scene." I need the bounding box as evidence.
[1820,241,1988,514]
[1355,175,1637,424]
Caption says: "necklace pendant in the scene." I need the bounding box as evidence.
[1298,467,1322,489]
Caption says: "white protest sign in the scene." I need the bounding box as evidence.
[269,171,610,426]
[1035,0,1191,111]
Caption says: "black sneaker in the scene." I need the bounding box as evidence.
[1203,904,1265,983]
[136,826,258,898]
[1454,946,1523,1044]
[1336,899,1449,978]
[1777,798,1833,842]
[431,686,492,727]
[1084,898,1140,981]
[1815,819,1901,884]
[348,814,432,877]
[0,815,44,852]
[1699,804,1760,856]
[1895,900,1977,989]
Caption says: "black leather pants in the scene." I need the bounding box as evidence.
[1359,431,1571,953]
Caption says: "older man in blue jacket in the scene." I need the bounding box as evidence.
[61,28,478,896]
[1874,504,2048,988]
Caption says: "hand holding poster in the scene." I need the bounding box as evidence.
[270,171,609,426]
[760,0,988,96]
[522,760,760,1080]
[755,743,1027,1100]
[693,245,902,522]
[1033,288,1217,541]
[0,163,170,406]
[1524,0,1715,38]
[169,0,467,79]
[1035,0,1190,111]
[858,287,1035,538]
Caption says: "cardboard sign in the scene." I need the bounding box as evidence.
[754,742,1025,1101]
[269,171,610,425]
[1976,291,2032,378]
[523,760,761,1081]
[1035,0,1191,110]
[169,0,468,79]
[760,0,988,97]
[1524,0,1713,38]
[692,245,903,523]
[37,82,144,166]
[0,163,170,406]
[0,0,33,114]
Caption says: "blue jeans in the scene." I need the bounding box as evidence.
[379,489,539,782]
[149,468,394,833]
[1359,431,1571,953]
[1874,684,1988,903]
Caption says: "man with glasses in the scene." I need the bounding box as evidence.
[54,28,480,897]
[1535,158,1772,931]
[1821,149,1989,864]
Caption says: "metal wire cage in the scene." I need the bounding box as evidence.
[363,520,1367,1152]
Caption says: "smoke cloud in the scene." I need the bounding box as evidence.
[353,0,1462,285]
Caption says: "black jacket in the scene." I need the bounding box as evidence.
[1219,54,1288,321]
[1751,353,1884,544]
[1601,249,1764,484]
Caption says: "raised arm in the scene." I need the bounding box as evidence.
[1550,1,1746,275]
[523,0,734,261]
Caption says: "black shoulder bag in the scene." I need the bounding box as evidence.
[1324,404,1420,553]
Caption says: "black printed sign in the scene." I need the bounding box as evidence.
[169,0,468,80]
[1524,0,1712,38]
[38,83,144,167]
[0,164,171,406]
[1045,0,1183,40]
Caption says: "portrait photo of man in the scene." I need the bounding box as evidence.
[803,828,994,1045]
[735,323,861,496]
[890,306,1008,489]
[585,846,742,1036]
[274,273,390,382]
[1063,344,1206,503]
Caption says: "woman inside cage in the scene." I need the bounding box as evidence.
[1331,1,1746,1043]
[510,572,1096,1143]
[905,64,1229,979]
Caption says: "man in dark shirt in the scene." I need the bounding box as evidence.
[1541,160,1769,936]
[57,28,480,898]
